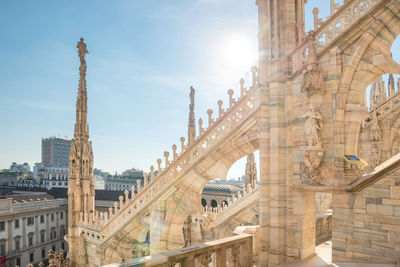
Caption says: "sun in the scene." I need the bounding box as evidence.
[221,34,257,72]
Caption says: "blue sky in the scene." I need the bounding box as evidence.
[0,0,399,179]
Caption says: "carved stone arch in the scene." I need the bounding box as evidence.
[160,131,259,251]
[335,2,400,183]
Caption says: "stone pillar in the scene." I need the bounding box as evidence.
[7,220,12,254]
[257,0,271,265]
[289,191,316,260]
[22,217,26,249]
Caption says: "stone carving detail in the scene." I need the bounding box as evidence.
[302,149,325,185]
[301,31,325,97]
[245,152,257,191]
[301,105,325,184]
[370,110,381,142]
[231,244,240,267]
[24,249,71,267]
[199,251,213,267]
[314,0,380,52]
[182,215,193,247]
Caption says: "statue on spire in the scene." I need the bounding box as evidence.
[188,86,196,145]
[245,153,257,191]
[77,38,89,66]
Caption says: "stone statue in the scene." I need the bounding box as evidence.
[370,111,381,142]
[302,104,323,147]
[189,86,195,111]
[194,217,203,242]
[77,37,89,65]
[182,215,192,247]
[245,153,257,191]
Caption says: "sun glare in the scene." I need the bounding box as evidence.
[221,34,257,71]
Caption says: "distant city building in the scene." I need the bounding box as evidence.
[0,193,68,267]
[33,163,69,190]
[201,182,243,209]
[0,172,20,187]
[41,137,71,167]
[94,175,105,190]
[104,175,142,191]
[9,162,30,173]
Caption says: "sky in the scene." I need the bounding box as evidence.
[0,0,399,179]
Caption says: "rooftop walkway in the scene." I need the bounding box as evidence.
[278,241,396,267]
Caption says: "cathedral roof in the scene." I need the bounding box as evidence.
[202,183,242,195]
[48,187,125,202]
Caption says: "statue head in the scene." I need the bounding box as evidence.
[80,37,84,42]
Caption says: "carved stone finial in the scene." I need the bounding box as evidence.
[251,66,258,87]
[157,159,162,173]
[172,144,177,161]
[207,109,213,128]
[228,89,234,108]
[240,78,245,97]
[313,8,320,31]
[164,151,170,168]
[180,137,186,153]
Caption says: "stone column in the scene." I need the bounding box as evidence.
[7,220,12,254]
[289,191,316,260]
[22,217,26,249]
[35,215,39,246]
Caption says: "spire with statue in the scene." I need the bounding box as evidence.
[66,37,95,266]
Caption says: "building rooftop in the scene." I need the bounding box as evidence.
[1,193,55,203]
[48,187,125,202]
[202,183,242,195]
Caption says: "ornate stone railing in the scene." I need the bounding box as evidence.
[371,87,400,119]
[314,0,381,52]
[102,233,253,267]
[78,67,260,242]
[292,0,383,75]
[203,185,259,226]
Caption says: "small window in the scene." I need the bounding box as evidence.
[14,219,19,229]
[41,231,45,243]
[0,222,4,231]
[27,217,34,226]
[0,243,5,256]
[30,252,34,262]
[51,213,54,221]
[52,245,55,251]
[40,215,44,224]
[15,239,20,250]
[60,212,64,219]
[42,248,46,258]
[16,257,20,266]
[28,235,33,246]
[61,242,65,250]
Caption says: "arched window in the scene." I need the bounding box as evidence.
[201,199,207,207]
[222,200,228,207]
[211,199,218,208]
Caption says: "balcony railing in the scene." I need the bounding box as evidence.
[102,234,253,267]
